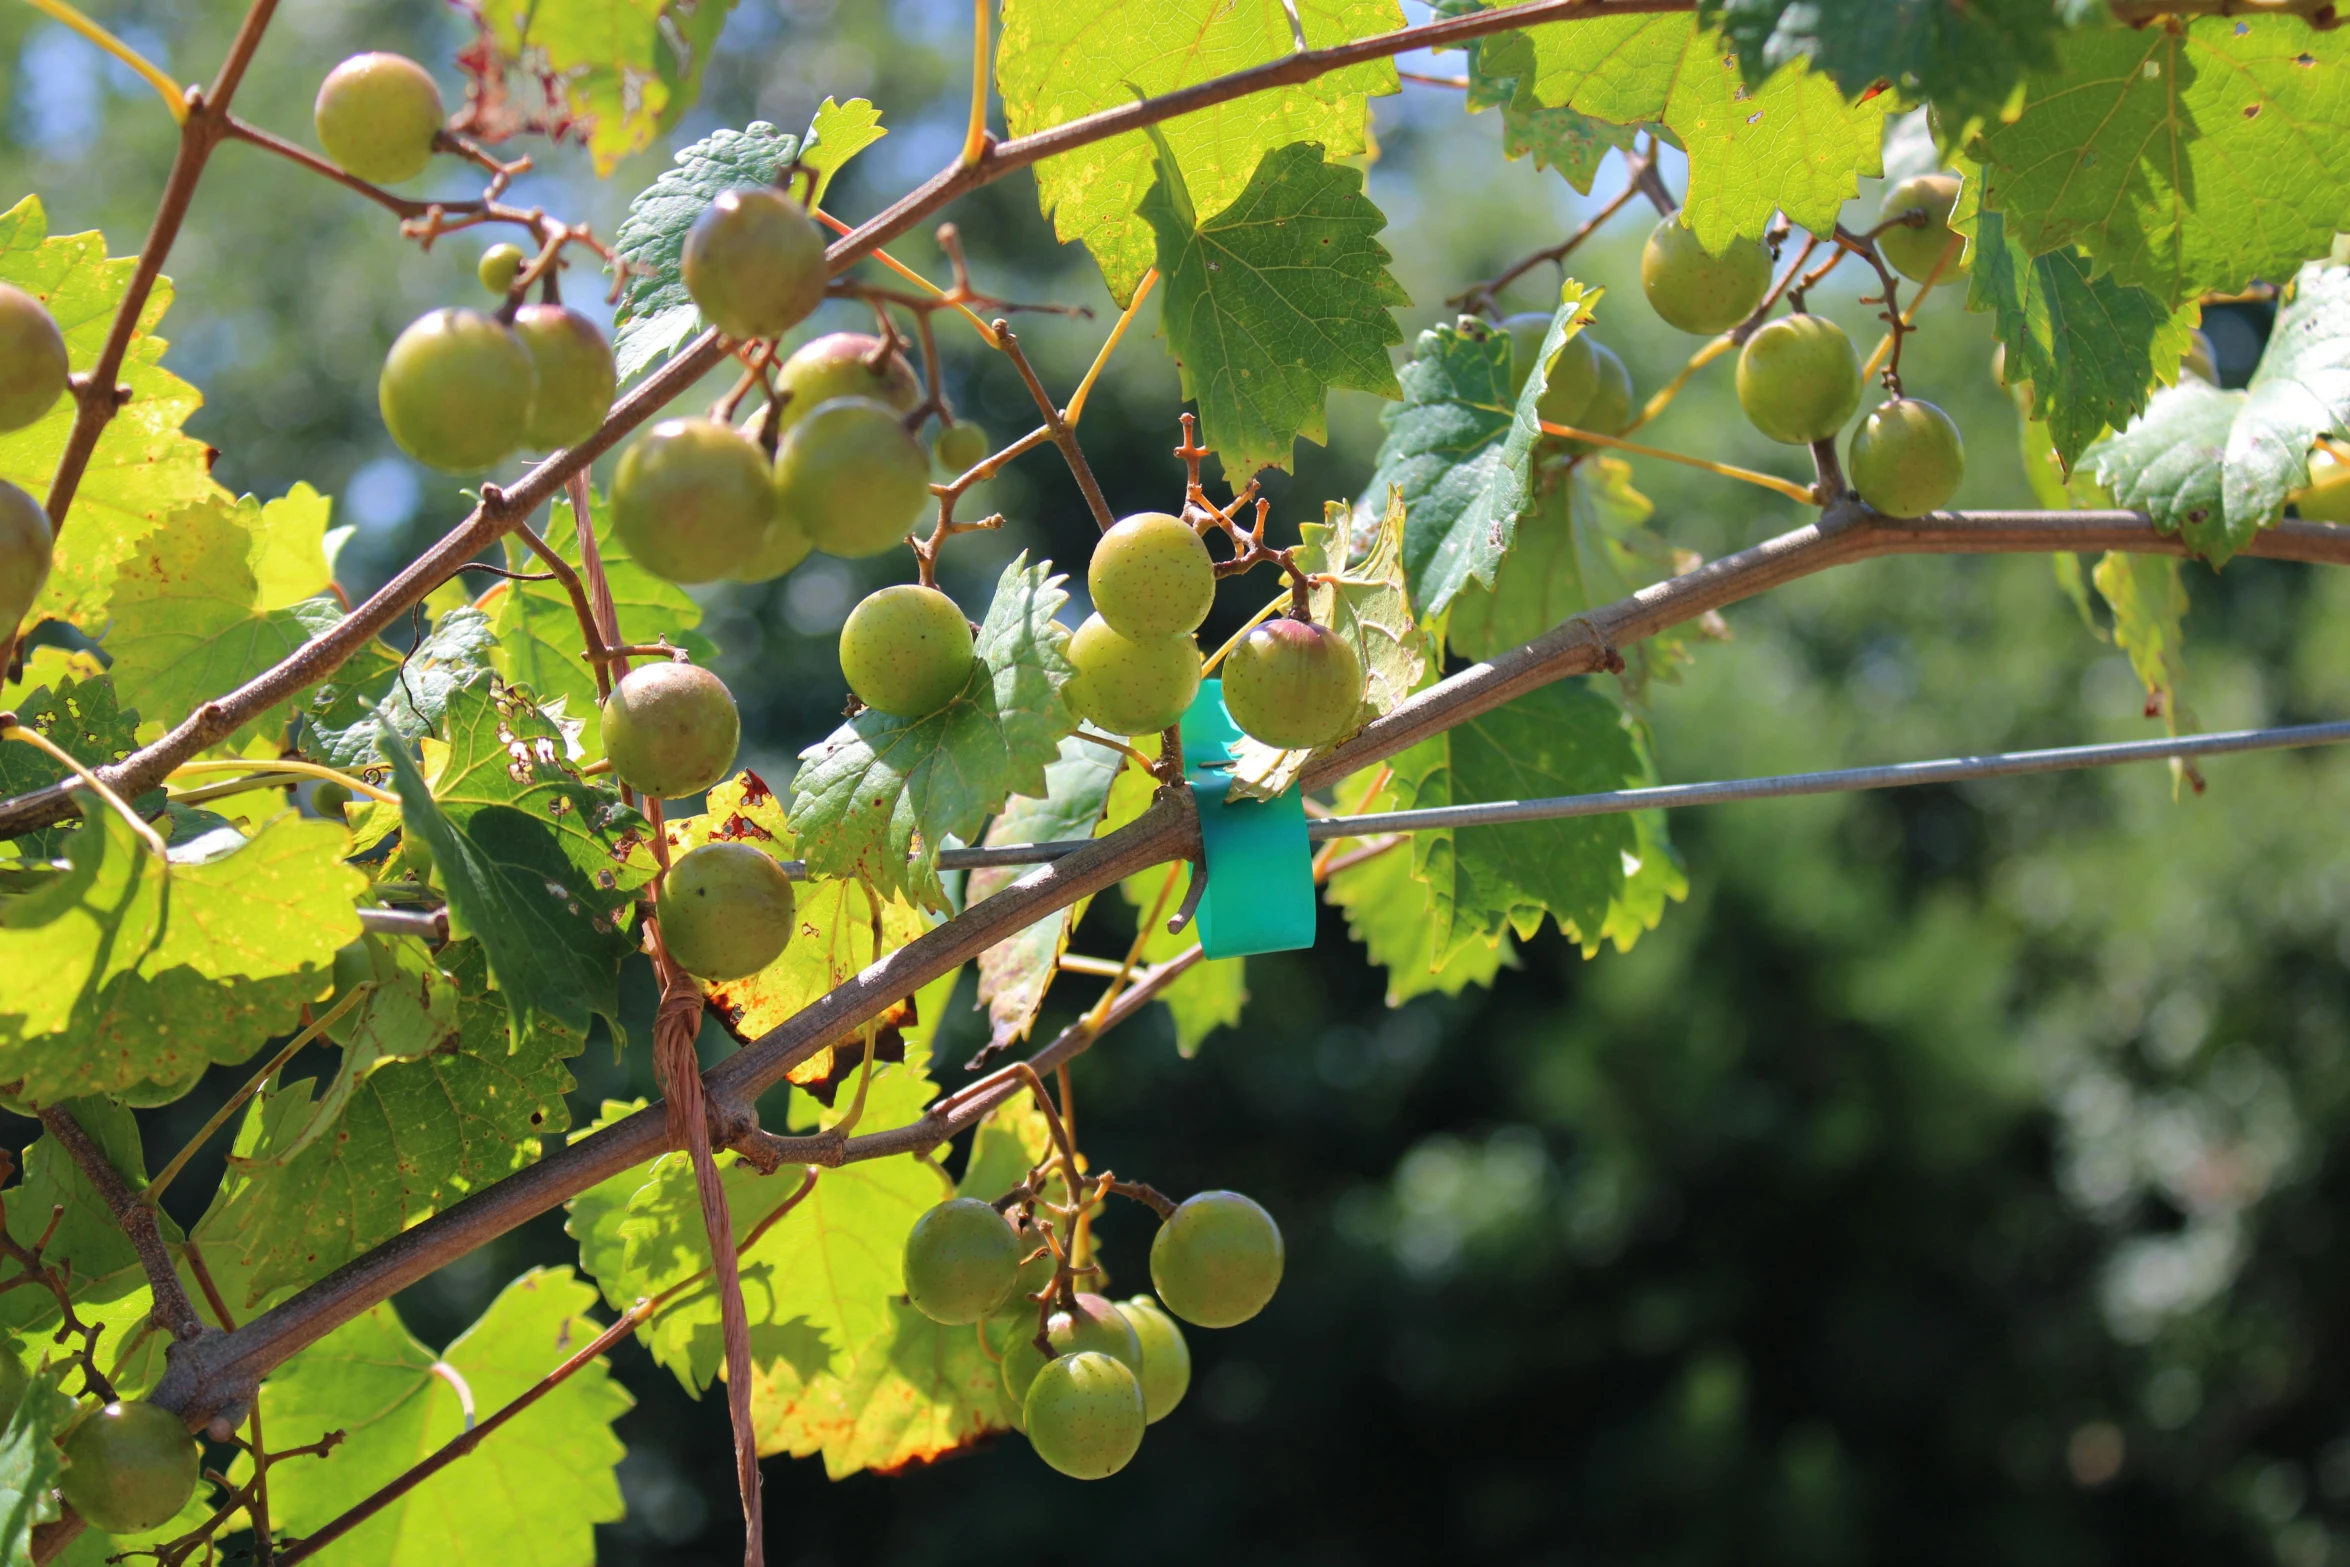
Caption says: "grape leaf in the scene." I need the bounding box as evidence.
[1452,14,1638,193]
[996,0,1404,303]
[250,1268,629,1565]
[0,667,138,859]
[1138,136,1406,477]
[1117,861,1247,1056]
[302,606,499,771]
[1515,14,1886,249]
[1975,18,2350,307]
[2092,550,2191,732]
[477,0,741,174]
[0,802,361,1105]
[1965,206,2201,471]
[804,95,888,205]
[0,1366,63,1562]
[1699,0,2072,126]
[970,736,1125,1053]
[1326,765,1514,1004]
[790,555,1078,911]
[0,196,222,631]
[956,1095,1054,1204]
[1228,493,1429,800]
[1367,284,1598,615]
[2084,381,2241,556]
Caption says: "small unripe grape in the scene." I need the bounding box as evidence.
[314,53,444,185]
[1525,329,1602,426]
[1554,343,1634,455]
[612,418,777,585]
[1090,512,1215,640]
[60,1400,198,1535]
[657,842,795,981]
[0,283,69,434]
[1641,220,1773,335]
[772,397,933,559]
[0,479,55,635]
[840,585,974,719]
[1219,619,1363,751]
[1736,314,1862,446]
[727,503,813,585]
[682,189,826,341]
[509,304,616,452]
[378,308,536,473]
[1001,1292,1145,1413]
[1849,398,1965,517]
[1150,1190,1284,1328]
[1023,1352,1145,1480]
[477,243,526,297]
[774,333,923,435]
[601,661,740,800]
[1064,614,1200,737]
[2181,328,2219,387]
[1114,1296,1191,1423]
[1498,312,1557,400]
[933,421,991,477]
[1876,174,1965,285]
[903,1198,1023,1325]
[311,779,352,820]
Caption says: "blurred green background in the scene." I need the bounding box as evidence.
[8,1,2350,1562]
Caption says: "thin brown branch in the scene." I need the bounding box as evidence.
[36,1107,206,1346]
[995,323,1114,530]
[1449,145,1653,314]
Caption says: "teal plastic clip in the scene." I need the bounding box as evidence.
[1178,678,1318,960]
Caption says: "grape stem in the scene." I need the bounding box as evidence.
[995,322,1117,530]
[37,1106,208,1346]
[1447,138,1659,315]
[21,0,186,123]
[0,1173,120,1408]
[1533,421,1820,505]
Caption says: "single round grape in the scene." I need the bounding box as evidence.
[1735,314,1862,446]
[312,779,352,820]
[477,242,526,297]
[611,418,777,585]
[1114,1295,1191,1423]
[772,397,933,559]
[1876,174,1964,285]
[1064,614,1200,737]
[1641,220,1773,335]
[1150,1190,1284,1328]
[840,584,974,718]
[509,304,615,452]
[2182,328,2219,387]
[772,333,923,435]
[1555,342,1634,455]
[1090,512,1215,640]
[933,421,991,476]
[727,502,813,585]
[0,283,69,435]
[0,479,55,636]
[1219,619,1363,751]
[1498,312,1556,400]
[313,53,444,185]
[682,188,826,342]
[1849,398,1966,518]
[903,1198,1023,1325]
[377,308,536,473]
[60,1401,198,1535]
[1527,330,1603,426]
[1000,1292,1145,1413]
[600,661,740,800]
[656,842,795,981]
[1023,1351,1145,1480]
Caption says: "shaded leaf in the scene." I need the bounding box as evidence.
[1701,0,2073,126]
[0,1365,63,1564]
[970,737,1125,1053]
[303,606,499,771]
[0,664,138,859]
[2093,550,2192,731]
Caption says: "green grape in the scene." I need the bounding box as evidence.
[1064,614,1200,737]
[839,584,974,718]
[681,188,826,342]
[60,1401,198,1535]
[1001,1291,1145,1414]
[0,1344,24,1429]
[1876,174,1965,285]
[902,1198,1023,1325]
[0,283,68,435]
[1640,220,1773,336]
[510,304,616,452]
[1219,619,1364,751]
[377,308,536,473]
[933,421,991,476]
[1089,511,1215,639]
[313,52,444,185]
[1149,1190,1284,1328]
[311,779,351,819]
[773,333,923,435]
[1023,1351,1146,1480]
[600,661,740,801]
[1520,325,1602,426]
[477,242,526,297]
[1114,1295,1191,1423]
[727,500,813,585]
[1848,398,1966,518]
[0,479,55,636]
[1499,312,1557,400]
[656,842,796,981]
[611,418,777,585]
[1735,314,1862,446]
[1555,343,1634,455]
[772,397,933,559]
[2182,328,2219,387]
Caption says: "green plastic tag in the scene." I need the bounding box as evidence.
[1179,679,1317,959]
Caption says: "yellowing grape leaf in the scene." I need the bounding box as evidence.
[476,0,742,174]
[250,1269,629,1565]
[805,95,888,206]
[1139,135,1407,477]
[2093,550,2192,733]
[996,0,1403,303]
[969,736,1125,1054]
[0,196,223,630]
